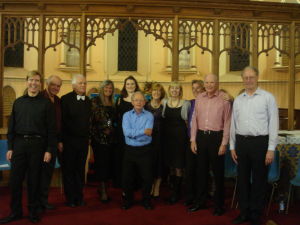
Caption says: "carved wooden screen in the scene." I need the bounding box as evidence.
[219,21,252,71]
[258,22,290,57]
[3,16,39,68]
[178,19,214,54]
[86,17,172,51]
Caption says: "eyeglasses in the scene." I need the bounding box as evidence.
[243,76,257,81]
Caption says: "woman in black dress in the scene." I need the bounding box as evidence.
[114,76,140,188]
[145,83,165,198]
[162,82,190,204]
[90,80,117,202]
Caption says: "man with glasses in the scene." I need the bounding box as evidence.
[230,66,279,225]
[121,91,154,210]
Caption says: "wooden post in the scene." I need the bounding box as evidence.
[288,22,295,130]
[0,14,3,127]
[252,21,258,68]
[80,13,87,76]
[38,14,45,89]
[172,15,179,81]
[212,19,219,76]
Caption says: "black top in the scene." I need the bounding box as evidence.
[115,97,133,144]
[41,90,62,141]
[7,93,57,153]
[145,102,163,133]
[90,97,117,145]
[116,97,133,122]
[61,91,91,139]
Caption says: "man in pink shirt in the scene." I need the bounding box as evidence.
[189,74,232,216]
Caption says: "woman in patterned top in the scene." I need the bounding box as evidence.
[90,80,117,203]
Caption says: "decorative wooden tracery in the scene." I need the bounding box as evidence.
[3,16,39,51]
[258,22,290,57]
[44,17,81,52]
[219,21,252,55]
[178,19,214,54]
[133,18,173,50]
[86,17,173,50]
[86,17,120,50]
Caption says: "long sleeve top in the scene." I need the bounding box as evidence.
[122,108,154,147]
[230,88,279,151]
[7,93,57,153]
[61,91,91,139]
[41,90,62,141]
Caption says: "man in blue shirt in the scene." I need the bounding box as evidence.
[122,91,154,210]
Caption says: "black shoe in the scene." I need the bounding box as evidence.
[232,214,249,224]
[183,199,194,206]
[36,207,45,214]
[65,202,76,208]
[76,200,86,206]
[121,200,132,210]
[100,197,111,204]
[44,203,55,210]
[142,201,154,210]
[188,203,207,212]
[167,195,180,205]
[213,208,225,216]
[188,204,207,212]
[28,214,40,223]
[250,220,262,225]
[0,214,22,224]
[250,216,262,225]
[151,194,160,200]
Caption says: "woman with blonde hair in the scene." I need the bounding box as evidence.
[90,80,117,202]
[162,82,190,204]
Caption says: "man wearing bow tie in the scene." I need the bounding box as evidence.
[61,74,91,207]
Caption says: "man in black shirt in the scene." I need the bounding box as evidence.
[61,74,91,207]
[0,71,56,224]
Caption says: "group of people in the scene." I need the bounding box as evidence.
[0,65,279,225]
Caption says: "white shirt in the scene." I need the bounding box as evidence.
[230,88,279,151]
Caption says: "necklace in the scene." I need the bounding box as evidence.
[169,99,180,108]
[151,100,161,109]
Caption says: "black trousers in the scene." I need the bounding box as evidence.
[195,130,224,208]
[236,134,269,218]
[122,144,153,201]
[62,137,89,204]
[10,136,45,215]
[38,149,58,206]
[185,148,197,201]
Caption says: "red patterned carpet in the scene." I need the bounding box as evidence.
[0,185,299,225]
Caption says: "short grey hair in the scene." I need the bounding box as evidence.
[71,74,85,84]
[47,75,62,85]
[131,91,145,101]
[204,73,219,82]
[241,66,259,76]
